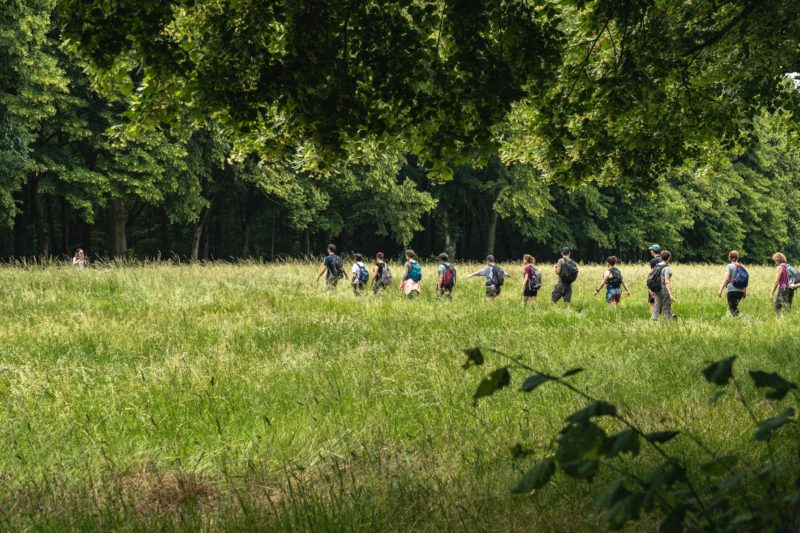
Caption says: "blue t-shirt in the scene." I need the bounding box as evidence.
[324,254,340,276]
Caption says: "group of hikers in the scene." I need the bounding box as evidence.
[316,243,800,319]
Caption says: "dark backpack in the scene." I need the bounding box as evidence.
[731,264,749,289]
[356,263,369,283]
[608,267,622,288]
[560,259,579,284]
[442,263,456,288]
[332,255,345,278]
[647,264,666,292]
[491,265,505,287]
[786,265,800,288]
[379,263,393,286]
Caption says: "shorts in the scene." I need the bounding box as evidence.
[486,285,500,297]
[647,293,655,304]
[523,286,539,297]
[551,281,572,303]
[402,279,420,297]
[326,275,340,289]
[605,287,622,303]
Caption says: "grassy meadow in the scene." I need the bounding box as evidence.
[0,260,798,531]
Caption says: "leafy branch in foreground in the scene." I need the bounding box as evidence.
[462,348,800,532]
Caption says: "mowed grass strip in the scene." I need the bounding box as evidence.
[0,261,798,530]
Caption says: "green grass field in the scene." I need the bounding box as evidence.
[0,261,798,531]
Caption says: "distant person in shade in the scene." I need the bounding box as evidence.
[72,248,88,269]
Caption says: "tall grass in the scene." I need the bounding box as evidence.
[0,261,797,530]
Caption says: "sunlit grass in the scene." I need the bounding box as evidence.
[0,260,797,530]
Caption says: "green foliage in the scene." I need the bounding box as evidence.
[465,350,800,531]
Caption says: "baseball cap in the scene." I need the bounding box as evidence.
[561,247,570,254]
[486,255,495,262]
[648,244,661,252]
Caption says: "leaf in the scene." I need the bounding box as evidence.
[602,429,640,458]
[560,459,599,480]
[556,422,606,465]
[749,370,798,400]
[510,443,533,460]
[700,455,738,476]
[754,408,795,441]
[512,458,556,493]
[562,367,584,378]
[520,373,552,392]
[472,367,510,405]
[462,347,484,368]
[591,478,630,510]
[566,400,617,424]
[645,431,679,444]
[702,356,736,385]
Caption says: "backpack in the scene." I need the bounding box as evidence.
[731,264,749,289]
[491,265,505,288]
[526,267,542,291]
[442,263,456,288]
[647,264,666,292]
[786,265,800,288]
[356,263,369,284]
[409,260,422,282]
[559,259,579,284]
[379,264,393,286]
[332,255,345,278]
[608,267,622,288]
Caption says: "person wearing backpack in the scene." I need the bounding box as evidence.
[521,254,542,304]
[650,250,676,321]
[400,249,422,298]
[552,247,579,308]
[717,250,748,317]
[372,252,392,293]
[770,252,792,313]
[593,256,631,308]
[468,255,509,300]
[436,252,457,300]
[647,244,662,313]
[316,243,345,290]
[350,253,370,293]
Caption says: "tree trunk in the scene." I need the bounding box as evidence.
[45,194,56,257]
[241,213,252,259]
[303,228,311,257]
[12,183,31,258]
[30,177,49,256]
[442,209,456,259]
[486,209,498,257]
[60,197,69,255]
[190,205,210,262]
[82,222,94,255]
[160,207,170,259]
[270,210,276,261]
[108,197,127,258]
[200,208,211,261]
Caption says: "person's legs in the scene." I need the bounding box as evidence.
[787,288,795,310]
[776,288,786,314]
[652,293,663,320]
[551,283,564,304]
[660,288,672,320]
[727,291,742,317]
[563,283,572,308]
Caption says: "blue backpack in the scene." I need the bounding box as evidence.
[356,263,370,283]
[409,261,422,282]
[731,264,749,289]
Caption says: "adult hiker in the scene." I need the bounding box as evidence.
[593,256,631,308]
[717,250,748,317]
[400,249,422,298]
[521,255,542,304]
[552,247,578,308]
[316,243,345,289]
[649,250,675,321]
[770,252,792,313]
[468,255,509,300]
[436,252,457,300]
[647,244,661,313]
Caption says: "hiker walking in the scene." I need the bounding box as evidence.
[372,252,392,293]
[400,249,422,298]
[594,256,631,309]
[436,253,457,300]
[770,252,793,313]
[647,244,661,313]
[649,250,675,321]
[468,255,509,300]
[552,247,578,307]
[316,243,345,289]
[717,250,748,317]
[521,255,541,304]
[350,253,370,293]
